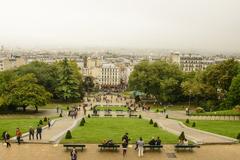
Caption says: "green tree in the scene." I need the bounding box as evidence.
[5,74,52,112]
[224,74,240,108]
[55,58,83,102]
[83,76,95,93]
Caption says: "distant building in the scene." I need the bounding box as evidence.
[100,63,120,87]
[0,55,27,71]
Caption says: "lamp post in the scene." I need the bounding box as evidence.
[188,89,192,108]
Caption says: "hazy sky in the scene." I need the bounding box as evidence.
[0,0,240,53]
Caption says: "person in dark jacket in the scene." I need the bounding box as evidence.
[70,148,77,160]
[36,125,42,140]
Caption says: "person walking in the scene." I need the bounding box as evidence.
[29,127,35,140]
[48,119,51,128]
[122,133,130,146]
[137,137,144,157]
[16,128,22,145]
[4,131,11,148]
[70,148,77,160]
[122,139,128,157]
[36,125,42,140]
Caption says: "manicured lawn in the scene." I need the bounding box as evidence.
[40,102,80,110]
[62,118,178,144]
[0,118,47,139]
[183,120,240,139]
[191,110,240,116]
[95,106,128,111]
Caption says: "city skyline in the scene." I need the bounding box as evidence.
[0,0,240,54]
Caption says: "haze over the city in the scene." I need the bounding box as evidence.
[0,0,240,54]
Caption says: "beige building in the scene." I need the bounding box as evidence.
[0,55,26,71]
[170,52,203,72]
[100,63,120,86]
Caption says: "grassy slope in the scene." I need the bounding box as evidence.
[0,118,47,138]
[62,118,178,144]
[183,120,240,139]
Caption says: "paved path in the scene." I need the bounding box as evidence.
[141,111,238,144]
[1,144,240,160]
[11,111,83,144]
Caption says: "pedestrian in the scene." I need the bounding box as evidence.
[122,139,128,157]
[48,119,51,128]
[29,127,35,140]
[36,124,42,140]
[122,133,130,146]
[137,137,144,157]
[70,148,77,160]
[4,131,11,148]
[16,128,22,145]
[56,106,59,113]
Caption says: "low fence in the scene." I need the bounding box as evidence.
[189,115,240,121]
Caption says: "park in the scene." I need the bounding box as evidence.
[0,59,240,160]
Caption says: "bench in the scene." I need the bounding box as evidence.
[175,144,200,151]
[143,145,163,151]
[63,144,86,151]
[98,144,120,151]
[129,114,138,117]
[116,114,125,117]
[91,114,99,117]
[104,114,112,117]
[116,110,124,112]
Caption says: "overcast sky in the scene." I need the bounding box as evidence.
[0,0,240,53]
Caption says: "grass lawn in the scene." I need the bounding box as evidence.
[191,110,240,116]
[39,102,80,110]
[95,106,128,111]
[62,118,178,144]
[182,120,240,139]
[0,117,48,139]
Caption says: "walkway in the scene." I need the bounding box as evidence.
[141,111,238,144]
[10,111,83,144]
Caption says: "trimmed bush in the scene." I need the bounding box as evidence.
[186,119,190,124]
[59,113,63,117]
[196,107,205,113]
[155,109,159,113]
[67,106,69,110]
[88,114,91,118]
[82,118,86,123]
[166,114,168,118]
[153,122,158,127]
[39,120,43,125]
[149,119,153,124]
[236,133,240,140]
[65,130,72,139]
[192,122,196,127]
[138,115,142,119]
[43,117,48,122]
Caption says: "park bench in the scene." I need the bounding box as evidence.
[63,144,86,151]
[98,144,120,151]
[143,145,163,151]
[91,114,100,117]
[174,144,200,151]
[116,114,125,117]
[129,114,138,117]
[116,110,124,112]
[104,114,112,117]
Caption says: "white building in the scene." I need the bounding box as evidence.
[100,63,120,86]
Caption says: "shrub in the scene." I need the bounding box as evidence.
[138,115,142,119]
[39,120,43,125]
[234,105,240,112]
[80,118,85,126]
[82,118,86,123]
[236,133,240,140]
[67,106,69,110]
[192,122,196,127]
[196,107,205,113]
[65,130,72,139]
[153,122,158,127]
[155,109,159,113]
[59,113,63,117]
[185,119,190,124]
[166,114,168,118]
[43,117,48,122]
[88,114,91,118]
[149,119,153,124]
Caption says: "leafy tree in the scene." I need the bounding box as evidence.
[83,76,95,93]
[55,58,83,102]
[5,74,52,112]
[224,74,240,108]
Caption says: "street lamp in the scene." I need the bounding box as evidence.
[188,89,192,108]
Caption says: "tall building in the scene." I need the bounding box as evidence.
[100,63,120,87]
